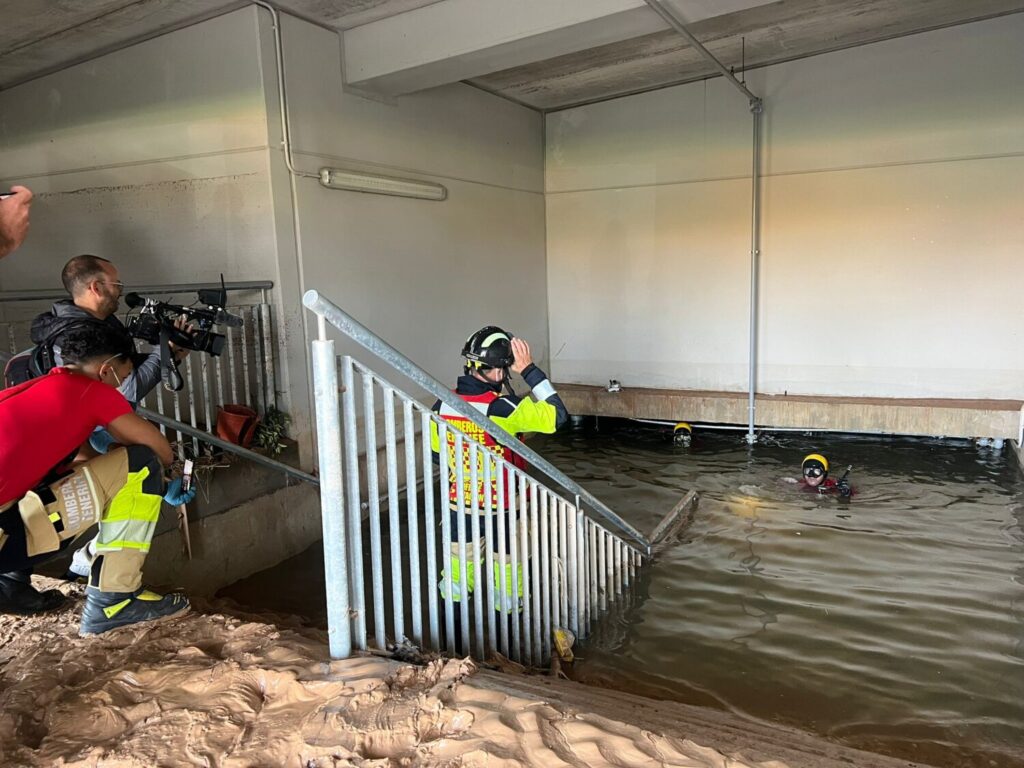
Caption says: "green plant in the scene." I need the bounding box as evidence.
[253,406,291,456]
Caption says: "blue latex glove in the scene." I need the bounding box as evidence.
[163,477,196,506]
[89,428,117,455]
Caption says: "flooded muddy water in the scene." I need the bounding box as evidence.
[222,423,1024,767]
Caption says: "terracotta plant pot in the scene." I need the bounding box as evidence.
[216,405,260,448]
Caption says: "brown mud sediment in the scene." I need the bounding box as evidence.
[1,576,927,767]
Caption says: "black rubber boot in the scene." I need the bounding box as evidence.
[79,586,190,636]
[0,569,67,615]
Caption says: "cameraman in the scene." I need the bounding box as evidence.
[30,255,194,582]
[30,254,193,408]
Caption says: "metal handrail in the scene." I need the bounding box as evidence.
[0,281,274,303]
[140,408,318,486]
[302,289,650,550]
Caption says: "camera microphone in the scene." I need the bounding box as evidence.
[124,292,145,309]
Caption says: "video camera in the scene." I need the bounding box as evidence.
[123,285,242,358]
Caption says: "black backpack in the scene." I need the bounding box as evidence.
[2,316,107,389]
[3,345,51,388]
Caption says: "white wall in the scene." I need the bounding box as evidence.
[546,15,1024,399]
[0,7,547,459]
[0,9,275,296]
[269,13,547,394]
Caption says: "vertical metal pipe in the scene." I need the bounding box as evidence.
[506,469,520,660]
[421,411,440,651]
[362,373,386,649]
[240,310,252,410]
[440,424,455,655]
[574,508,585,637]
[540,488,551,662]
[403,401,422,646]
[529,481,541,666]
[518,473,531,664]
[559,500,569,628]
[495,461,509,657]
[200,354,214,435]
[184,356,200,455]
[154,380,167,436]
[226,325,239,404]
[589,521,598,619]
[469,442,484,658]
[602,530,611,608]
[251,306,266,416]
[311,337,350,658]
[455,434,471,653]
[548,495,559,636]
[567,503,578,636]
[214,352,226,414]
[482,457,496,656]
[383,388,405,643]
[747,102,764,445]
[259,302,276,409]
[341,357,366,649]
[598,527,608,612]
[615,539,624,599]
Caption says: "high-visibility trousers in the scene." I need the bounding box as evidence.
[0,446,164,593]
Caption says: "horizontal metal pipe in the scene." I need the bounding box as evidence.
[643,0,761,107]
[303,290,648,550]
[0,281,274,303]
[140,408,318,484]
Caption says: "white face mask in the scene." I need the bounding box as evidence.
[99,354,124,388]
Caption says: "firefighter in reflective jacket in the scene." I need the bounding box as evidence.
[430,326,568,613]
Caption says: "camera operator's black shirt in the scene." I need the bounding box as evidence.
[30,299,161,407]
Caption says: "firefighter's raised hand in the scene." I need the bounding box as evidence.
[510,337,532,374]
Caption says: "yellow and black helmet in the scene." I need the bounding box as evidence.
[801,453,829,479]
[462,326,514,370]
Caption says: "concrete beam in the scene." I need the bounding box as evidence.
[558,384,1024,440]
[342,0,777,95]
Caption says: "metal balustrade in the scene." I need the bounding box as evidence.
[304,289,651,663]
[0,282,278,458]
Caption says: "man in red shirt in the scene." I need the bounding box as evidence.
[0,325,193,635]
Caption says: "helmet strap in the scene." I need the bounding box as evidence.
[501,367,516,397]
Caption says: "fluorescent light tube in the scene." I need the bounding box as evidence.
[318,167,447,201]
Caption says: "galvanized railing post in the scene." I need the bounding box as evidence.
[362,372,387,649]
[421,411,440,649]
[455,434,471,652]
[341,356,367,649]
[440,424,456,654]
[469,442,485,658]
[383,387,405,643]
[404,400,423,646]
[311,321,350,659]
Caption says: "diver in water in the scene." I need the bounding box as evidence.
[800,453,853,497]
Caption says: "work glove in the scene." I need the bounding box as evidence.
[837,478,852,498]
[163,477,197,506]
[88,428,118,455]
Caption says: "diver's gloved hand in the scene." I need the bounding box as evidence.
[163,477,196,506]
[837,478,852,497]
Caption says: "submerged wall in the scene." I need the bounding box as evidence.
[545,14,1024,401]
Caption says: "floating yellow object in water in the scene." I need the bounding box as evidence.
[553,628,575,662]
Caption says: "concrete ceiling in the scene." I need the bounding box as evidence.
[1,0,1021,112]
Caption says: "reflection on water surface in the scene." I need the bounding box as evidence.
[534,422,1024,768]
